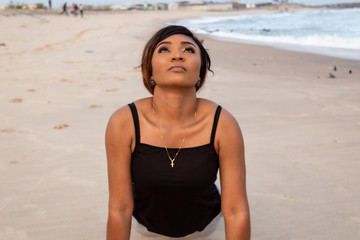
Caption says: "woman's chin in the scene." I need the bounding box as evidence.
[157,83,196,91]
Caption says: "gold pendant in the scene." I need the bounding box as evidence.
[170,159,175,168]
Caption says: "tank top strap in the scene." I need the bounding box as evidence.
[210,105,222,144]
[128,102,140,144]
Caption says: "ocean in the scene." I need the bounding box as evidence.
[175,8,360,61]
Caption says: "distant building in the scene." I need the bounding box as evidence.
[152,3,168,10]
[3,3,46,9]
[110,3,147,11]
[169,1,231,11]
[255,2,273,7]
[232,1,247,9]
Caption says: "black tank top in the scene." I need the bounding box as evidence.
[129,103,222,238]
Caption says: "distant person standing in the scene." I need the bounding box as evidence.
[48,0,52,9]
[71,4,75,15]
[79,4,84,18]
[60,2,68,15]
[71,3,79,16]
[75,4,79,16]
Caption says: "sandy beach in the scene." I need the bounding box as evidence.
[1,8,360,240]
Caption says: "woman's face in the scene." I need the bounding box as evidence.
[151,34,201,90]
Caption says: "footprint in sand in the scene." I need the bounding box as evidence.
[89,104,102,109]
[1,128,15,133]
[9,98,22,103]
[1,129,27,134]
[115,77,126,81]
[283,195,295,201]
[53,124,69,130]
[27,89,36,92]
[60,79,74,83]
[104,88,119,93]
[0,43,6,47]
[9,154,28,165]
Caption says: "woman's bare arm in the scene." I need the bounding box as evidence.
[217,109,251,240]
[106,106,135,240]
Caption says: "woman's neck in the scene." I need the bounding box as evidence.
[152,88,197,126]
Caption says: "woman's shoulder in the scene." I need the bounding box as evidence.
[108,98,151,125]
[132,97,152,109]
[198,98,229,116]
[198,99,242,152]
[197,98,218,112]
[110,98,149,116]
[198,98,239,128]
[107,105,132,132]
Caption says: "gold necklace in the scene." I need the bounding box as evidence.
[152,100,196,168]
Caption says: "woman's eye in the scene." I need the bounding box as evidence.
[183,47,195,53]
[158,47,169,53]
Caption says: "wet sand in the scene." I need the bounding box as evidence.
[0,9,359,240]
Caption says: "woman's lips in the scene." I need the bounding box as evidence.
[168,66,186,72]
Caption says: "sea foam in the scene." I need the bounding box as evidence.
[176,8,360,60]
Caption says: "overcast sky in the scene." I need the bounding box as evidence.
[1,0,359,9]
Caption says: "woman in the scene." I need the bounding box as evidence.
[106,25,250,239]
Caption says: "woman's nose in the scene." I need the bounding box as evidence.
[171,51,184,61]
[172,56,184,61]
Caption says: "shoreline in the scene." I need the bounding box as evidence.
[1,10,359,240]
[171,8,360,61]
[200,34,360,61]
